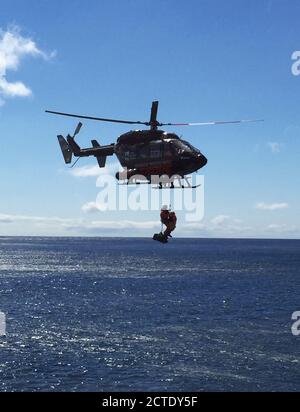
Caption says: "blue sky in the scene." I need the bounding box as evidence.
[0,0,299,237]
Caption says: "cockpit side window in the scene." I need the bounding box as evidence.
[181,140,201,153]
[173,140,193,154]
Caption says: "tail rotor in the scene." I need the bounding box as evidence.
[57,122,83,164]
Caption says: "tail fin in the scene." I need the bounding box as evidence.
[91,139,106,167]
[96,156,106,168]
[57,135,72,164]
[91,139,100,148]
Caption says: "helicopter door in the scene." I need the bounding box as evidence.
[137,144,150,166]
[149,142,162,161]
[162,140,174,161]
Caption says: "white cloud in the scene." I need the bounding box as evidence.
[70,165,102,177]
[267,142,283,154]
[267,224,283,230]
[208,215,250,235]
[0,77,31,97]
[70,220,158,231]
[210,215,230,226]
[0,212,157,232]
[0,25,55,102]
[266,223,298,234]
[0,213,74,225]
[70,162,119,178]
[255,202,289,211]
[0,214,13,223]
[81,201,101,213]
[0,211,299,238]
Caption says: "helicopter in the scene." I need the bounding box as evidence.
[46,101,263,189]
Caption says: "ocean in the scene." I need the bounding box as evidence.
[0,237,299,392]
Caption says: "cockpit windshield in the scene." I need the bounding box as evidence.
[183,141,200,154]
[174,140,200,154]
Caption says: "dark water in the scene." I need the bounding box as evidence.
[0,237,299,392]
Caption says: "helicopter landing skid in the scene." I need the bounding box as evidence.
[118,177,200,189]
[153,176,201,189]
[118,181,150,186]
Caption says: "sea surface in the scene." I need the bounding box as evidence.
[0,237,299,392]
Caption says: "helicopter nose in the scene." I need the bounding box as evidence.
[197,153,207,169]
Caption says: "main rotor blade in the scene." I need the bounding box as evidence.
[160,119,264,127]
[150,101,159,124]
[45,110,148,125]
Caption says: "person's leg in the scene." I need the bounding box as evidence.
[164,224,171,237]
[167,224,176,237]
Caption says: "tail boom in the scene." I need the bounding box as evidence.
[57,135,114,168]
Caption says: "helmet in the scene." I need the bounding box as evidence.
[161,205,169,211]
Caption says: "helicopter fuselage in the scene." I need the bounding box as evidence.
[114,129,207,180]
[70,129,208,181]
